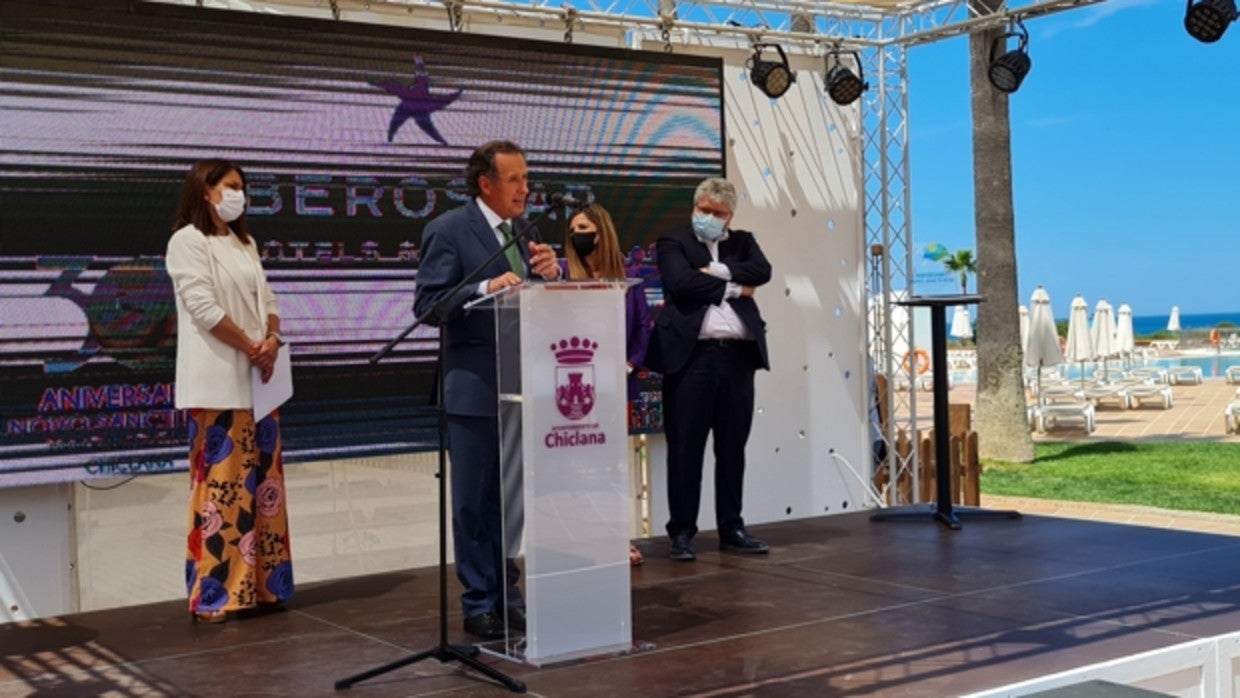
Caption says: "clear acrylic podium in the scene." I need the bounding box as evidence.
[487,280,635,666]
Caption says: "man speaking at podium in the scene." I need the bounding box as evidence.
[414,140,560,640]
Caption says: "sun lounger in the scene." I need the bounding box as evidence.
[1125,367,1169,384]
[1226,401,1240,434]
[948,350,976,370]
[1167,366,1203,385]
[1124,383,1173,409]
[1036,402,1096,433]
[1037,383,1083,404]
[892,372,936,392]
[1225,366,1240,385]
[1082,383,1129,409]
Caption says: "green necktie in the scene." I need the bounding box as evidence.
[498,221,523,275]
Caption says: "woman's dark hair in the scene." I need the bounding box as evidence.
[464,140,525,197]
[172,158,251,243]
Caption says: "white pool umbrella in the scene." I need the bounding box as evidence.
[1064,295,1094,386]
[1019,305,1029,351]
[1116,304,1135,369]
[1167,306,1181,333]
[1167,305,1182,347]
[1025,287,1064,398]
[950,305,973,343]
[1090,299,1117,380]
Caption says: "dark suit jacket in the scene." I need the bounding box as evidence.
[646,224,771,376]
[413,199,535,417]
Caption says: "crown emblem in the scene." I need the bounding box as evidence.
[550,336,597,365]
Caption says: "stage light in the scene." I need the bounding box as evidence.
[987,20,1032,93]
[748,43,795,99]
[824,50,867,105]
[1185,0,1238,42]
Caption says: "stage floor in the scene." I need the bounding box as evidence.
[4,509,1240,697]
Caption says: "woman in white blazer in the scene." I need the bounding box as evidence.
[166,158,293,624]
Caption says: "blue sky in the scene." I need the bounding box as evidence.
[905,0,1240,318]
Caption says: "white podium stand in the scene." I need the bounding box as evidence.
[490,281,634,666]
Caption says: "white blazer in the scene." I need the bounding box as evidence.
[166,224,279,410]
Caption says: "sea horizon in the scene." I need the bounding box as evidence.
[1052,311,1240,337]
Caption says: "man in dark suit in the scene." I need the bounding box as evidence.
[414,140,560,639]
[646,177,772,562]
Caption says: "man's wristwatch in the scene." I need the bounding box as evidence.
[267,331,284,346]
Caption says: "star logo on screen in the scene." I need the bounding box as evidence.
[372,55,461,145]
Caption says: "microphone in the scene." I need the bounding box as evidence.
[549,192,585,208]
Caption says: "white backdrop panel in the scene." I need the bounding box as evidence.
[645,47,872,540]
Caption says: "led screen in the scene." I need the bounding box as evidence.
[0,0,723,486]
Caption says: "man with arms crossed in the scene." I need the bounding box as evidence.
[646,177,772,562]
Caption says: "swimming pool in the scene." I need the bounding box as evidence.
[1056,353,1240,380]
[946,352,1240,383]
[1133,354,1240,378]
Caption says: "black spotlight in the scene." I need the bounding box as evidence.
[988,20,1032,93]
[1185,0,1238,42]
[748,43,795,99]
[824,50,867,105]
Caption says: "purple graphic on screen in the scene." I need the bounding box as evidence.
[372,55,462,145]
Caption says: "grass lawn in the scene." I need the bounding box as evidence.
[981,441,1240,515]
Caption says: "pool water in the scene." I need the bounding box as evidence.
[949,352,1240,383]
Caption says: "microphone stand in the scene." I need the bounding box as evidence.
[334,206,556,694]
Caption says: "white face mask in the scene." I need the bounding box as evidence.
[214,188,246,223]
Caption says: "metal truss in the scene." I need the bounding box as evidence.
[860,37,917,505]
[359,0,1104,51]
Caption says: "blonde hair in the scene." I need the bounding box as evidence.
[565,204,626,280]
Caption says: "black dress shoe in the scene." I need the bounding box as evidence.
[719,528,770,554]
[669,532,696,561]
[506,607,526,633]
[463,611,506,640]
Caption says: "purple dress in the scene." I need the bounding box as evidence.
[559,261,652,400]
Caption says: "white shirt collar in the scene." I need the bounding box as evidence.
[476,197,507,231]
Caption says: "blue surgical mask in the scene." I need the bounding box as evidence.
[691,212,726,242]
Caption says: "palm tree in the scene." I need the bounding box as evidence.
[967,8,1035,463]
[941,249,976,295]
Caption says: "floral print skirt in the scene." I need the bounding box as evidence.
[185,408,294,614]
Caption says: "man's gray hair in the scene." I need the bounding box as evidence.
[694,177,737,210]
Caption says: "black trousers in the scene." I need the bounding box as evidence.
[663,340,758,538]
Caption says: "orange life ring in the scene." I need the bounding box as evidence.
[902,348,931,375]
[1210,328,1221,346]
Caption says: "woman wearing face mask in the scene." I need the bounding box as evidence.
[564,203,652,566]
[166,158,293,624]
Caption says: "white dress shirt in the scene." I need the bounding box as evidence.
[697,232,752,340]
